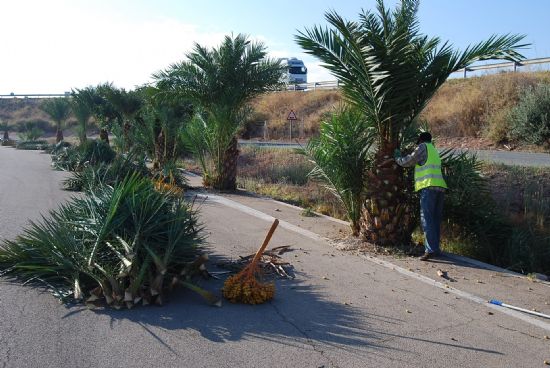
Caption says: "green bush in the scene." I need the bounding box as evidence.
[1,139,16,147]
[0,174,212,308]
[509,83,550,147]
[52,140,116,171]
[63,153,149,192]
[440,151,550,274]
[441,150,511,261]
[16,140,49,150]
[302,106,375,235]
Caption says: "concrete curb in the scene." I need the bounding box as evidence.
[193,190,550,332]
[181,170,544,283]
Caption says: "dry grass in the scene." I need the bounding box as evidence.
[4,71,550,148]
[0,99,52,128]
[245,90,342,140]
[484,163,550,230]
[245,71,550,147]
[0,98,80,133]
[422,71,550,140]
[237,146,346,218]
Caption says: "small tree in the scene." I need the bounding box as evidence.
[154,34,285,190]
[102,87,143,152]
[41,98,71,143]
[134,86,194,170]
[71,88,93,145]
[303,106,376,235]
[76,83,122,145]
[0,120,9,141]
[296,0,527,246]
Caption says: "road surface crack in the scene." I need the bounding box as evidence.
[496,324,543,340]
[269,302,340,368]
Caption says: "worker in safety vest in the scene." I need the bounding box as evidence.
[394,132,447,261]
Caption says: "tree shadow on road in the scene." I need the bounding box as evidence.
[61,262,504,364]
[62,265,400,361]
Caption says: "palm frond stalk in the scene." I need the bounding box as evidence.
[296,0,527,246]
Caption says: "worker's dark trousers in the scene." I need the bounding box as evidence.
[420,188,445,254]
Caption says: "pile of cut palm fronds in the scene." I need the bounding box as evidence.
[0,174,218,308]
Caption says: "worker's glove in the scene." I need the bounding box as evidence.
[393,149,401,159]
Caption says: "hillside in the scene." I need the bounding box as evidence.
[2,71,550,149]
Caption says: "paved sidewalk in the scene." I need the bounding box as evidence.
[185,171,550,328]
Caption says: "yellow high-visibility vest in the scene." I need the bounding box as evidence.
[414,143,448,191]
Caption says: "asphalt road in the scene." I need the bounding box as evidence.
[239,141,550,167]
[0,146,549,367]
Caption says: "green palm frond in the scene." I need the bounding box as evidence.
[296,0,528,144]
[40,98,71,129]
[0,174,205,307]
[153,33,285,187]
[302,106,376,234]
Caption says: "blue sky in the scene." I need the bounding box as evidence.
[1,0,549,93]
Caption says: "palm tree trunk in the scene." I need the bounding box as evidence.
[213,136,239,191]
[99,128,109,144]
[79,131,86,145]
[153,130,165,170]
[123,121,132,152]
[55,126,64,143]
[360,142,415,246]
[164,134,175,164]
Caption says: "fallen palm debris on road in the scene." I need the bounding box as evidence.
[223,219,281,304]
[218,244,294,279]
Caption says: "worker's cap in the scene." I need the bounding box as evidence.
[416,132,432,144]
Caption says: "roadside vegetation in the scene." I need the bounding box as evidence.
[3,73,550,153]
[0,0,547,299]
[216,147,550,275]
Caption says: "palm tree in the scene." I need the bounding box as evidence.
[304,106,376,236]
[296,0,527,245]
[76,83,122,145]
[0,120,9,141]
[102,87,143,152]
[135,86,194,170]
[41,98,71,143]
[71,88,93,145]
[154,33,285,190]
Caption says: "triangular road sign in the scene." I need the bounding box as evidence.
[287,110,298,120]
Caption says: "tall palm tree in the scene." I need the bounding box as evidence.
[0,120,9,141]
[135,86,194,169]
[41,97,71,143]
[102,87,143,152]
[71,88,93,145]
[154,33,285,190]
[77,83,122,144]
[296,0,527,246]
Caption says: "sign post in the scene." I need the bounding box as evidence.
[287,110,297,141]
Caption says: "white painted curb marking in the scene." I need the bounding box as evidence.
[195,192,550,332]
